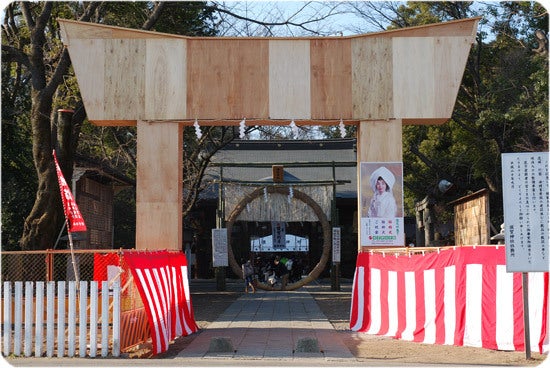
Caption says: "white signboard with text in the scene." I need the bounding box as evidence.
[250,234,309,252]
[272,221,286,248]
[502,152,549,272]
[332,227,341,263]
[212,228,228,267]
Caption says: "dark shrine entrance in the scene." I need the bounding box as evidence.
[225,186,332,291]
[231,220,322,284]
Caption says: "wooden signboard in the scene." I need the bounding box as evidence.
[450,189,491,246]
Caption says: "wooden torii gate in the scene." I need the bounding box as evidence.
[58,17,479,253]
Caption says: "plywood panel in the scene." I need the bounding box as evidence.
[136,121,182,250]
[59,19,171,41]
[60,20,113,42]
[187,39,268,119]
[136,121,182,203]
[393,37,435,119]
[357,119,402,162]
[60,18,477,125]
[136,203,181,250]
[269,40,311,119]
[351,37,393,120]
[67,39,105,121]
[310,39,352,119]
[104,39,146,120]
[373,18,479,38]
[145,39,187,119]
[434,37,472,117]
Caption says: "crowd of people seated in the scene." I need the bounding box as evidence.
[249,253,307,288]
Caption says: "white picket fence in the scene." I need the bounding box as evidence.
[2,280,121,358]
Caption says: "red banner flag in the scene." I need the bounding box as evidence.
[53,150,87,232]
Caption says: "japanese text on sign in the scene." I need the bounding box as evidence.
[332,227,341,263]
[212,228,228,267]
[502,152,549,272]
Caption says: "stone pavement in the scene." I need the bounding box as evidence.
[177,288,357,363]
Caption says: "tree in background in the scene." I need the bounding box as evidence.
[1,2,217,250]
[346,2,548,235]
[1,1,339,250]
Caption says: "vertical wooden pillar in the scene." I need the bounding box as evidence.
[356,119,403,250]
[136,121,183,250]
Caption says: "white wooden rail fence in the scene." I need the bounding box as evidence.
[2,281,121,358]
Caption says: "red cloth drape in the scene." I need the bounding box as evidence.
[350,246,549,353]
[123,250,199,355]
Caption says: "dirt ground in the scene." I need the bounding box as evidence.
[141,279,547,367]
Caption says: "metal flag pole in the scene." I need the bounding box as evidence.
[522,272,531,360]
[53,148,86,286]
[66,223,80,285]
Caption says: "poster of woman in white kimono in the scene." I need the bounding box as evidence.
[360,162,404,246]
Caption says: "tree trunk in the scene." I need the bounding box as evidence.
[19,96,65,250]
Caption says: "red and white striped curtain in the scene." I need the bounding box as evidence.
[350,246,549,353]
[124,250,199,355]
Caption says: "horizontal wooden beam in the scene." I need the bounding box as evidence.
[59,18,479,126]
[89,118,449,126]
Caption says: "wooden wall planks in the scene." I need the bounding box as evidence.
[356,120,403,163]
[60,18,478,125]
[452,191,491,246]
[393,37,435,119]
[269,40,311,119]
[145,39,187,119]
[69,39,105,120]
[187,39,269,119]
[310,39,352,120]
[136,121,182,250]
[351,37,393,120]
[434,37,472,118]
[104,39,146,120]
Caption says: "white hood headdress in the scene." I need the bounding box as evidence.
[370,166,395,192]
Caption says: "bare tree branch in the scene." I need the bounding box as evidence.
[142,1,166,30]
[209,1,349,36]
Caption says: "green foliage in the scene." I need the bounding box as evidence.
[1,1,218,249]
[398,1,548,227]
[1,59,34,250]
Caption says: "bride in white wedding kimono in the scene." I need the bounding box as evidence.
[367,166,397,218]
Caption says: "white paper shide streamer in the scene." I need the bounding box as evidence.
[239,118,246,138]
[339,119,346,138]
[288,186,294,203]
[193,119,202,139]
[290,120,299,138]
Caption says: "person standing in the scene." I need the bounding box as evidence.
[242,259,256,293]
[273,256,289,291]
